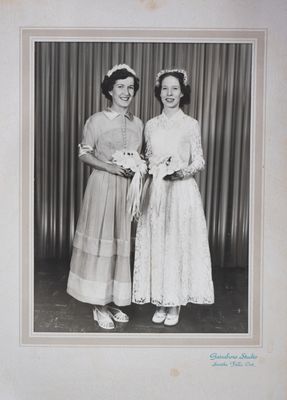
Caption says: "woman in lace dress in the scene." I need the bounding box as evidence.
[132,69,214,326]
[67,64,143,330]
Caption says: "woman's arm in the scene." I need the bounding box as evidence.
[182,119,205,177]
[79,153,133,178]
[79,116,133,178]
[164,119,205,181]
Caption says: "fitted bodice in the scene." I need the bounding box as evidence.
[79,109,143,162]
[145,109,205,172]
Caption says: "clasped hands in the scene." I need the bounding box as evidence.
[106,163,135,178]
[163,169,185,181]
[106,163,185,180]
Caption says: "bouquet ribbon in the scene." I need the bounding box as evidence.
[150,164,168,215]
[112,150,147,221]
[127,170,144,220]
[149,155,185,215]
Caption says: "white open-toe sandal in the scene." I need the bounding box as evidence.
[93,307,115,330]
[107,306,129,323]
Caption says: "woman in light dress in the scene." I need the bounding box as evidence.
[132,69,214,326]
[67,64,143,330]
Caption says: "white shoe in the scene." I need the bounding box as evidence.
[93,307,115,330]
[152,307,167,324]
[107,306,129,323]
[164,307,181,327]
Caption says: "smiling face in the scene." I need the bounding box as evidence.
[109,77,135,112]
[160,75,183,111]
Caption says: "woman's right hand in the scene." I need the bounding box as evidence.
[105,163,134,178]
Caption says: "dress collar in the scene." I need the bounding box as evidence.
[161,108,184,121]
[103,108,134,121]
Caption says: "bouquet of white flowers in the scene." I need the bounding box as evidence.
[149,155,183,178]
[148,155,185,213]
[112,150,147,220]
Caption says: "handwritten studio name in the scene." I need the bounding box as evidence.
[210,353,257,360]
[210,353,257,367]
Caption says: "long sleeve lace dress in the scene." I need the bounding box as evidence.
[132,109,214,306]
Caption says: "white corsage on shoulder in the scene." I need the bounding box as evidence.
[112,150,147,220]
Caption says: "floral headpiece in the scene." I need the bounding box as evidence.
[106,64,137,78]
[155,69,188,86]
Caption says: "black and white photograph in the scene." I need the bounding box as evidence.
[2,0,287,399]
[33,40,251,336]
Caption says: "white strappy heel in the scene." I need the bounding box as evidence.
[93,306,115,330]
[107,306,129,323]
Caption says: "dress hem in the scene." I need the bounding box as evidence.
[132,297,215,307]
[67,288,131,307]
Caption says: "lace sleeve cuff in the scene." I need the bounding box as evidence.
[182,157,205,177]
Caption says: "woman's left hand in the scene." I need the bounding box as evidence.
[125,168,135,178]
[163,170,184,181]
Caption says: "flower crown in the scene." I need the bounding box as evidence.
[155,69,188,86]
[106,64,137,78]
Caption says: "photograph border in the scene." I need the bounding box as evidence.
[20,27,266,347]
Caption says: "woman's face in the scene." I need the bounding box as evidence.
[160,75,183,110]
[109,77,135,111]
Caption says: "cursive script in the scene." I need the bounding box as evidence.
[209,353,257,367]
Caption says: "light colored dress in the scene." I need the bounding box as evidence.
[132,109,214,307]
[67,108,143,306]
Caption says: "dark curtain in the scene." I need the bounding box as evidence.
[34,42,251,268]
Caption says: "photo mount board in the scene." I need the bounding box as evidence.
[20,28,266,347]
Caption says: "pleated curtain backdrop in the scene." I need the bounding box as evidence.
[34,42,251,268]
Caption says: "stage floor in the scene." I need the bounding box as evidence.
[34,259,248,334]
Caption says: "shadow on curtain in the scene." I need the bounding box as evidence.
[34,42,251,268]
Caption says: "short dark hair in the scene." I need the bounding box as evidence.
[101,68,140,101]
[154,71,191,107]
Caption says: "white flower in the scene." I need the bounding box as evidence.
[149,155,183,177]
[112,150,147,175]
[155,69,188,86]
[106,64,137,78]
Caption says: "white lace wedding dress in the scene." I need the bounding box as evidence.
[132,109,214,306]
